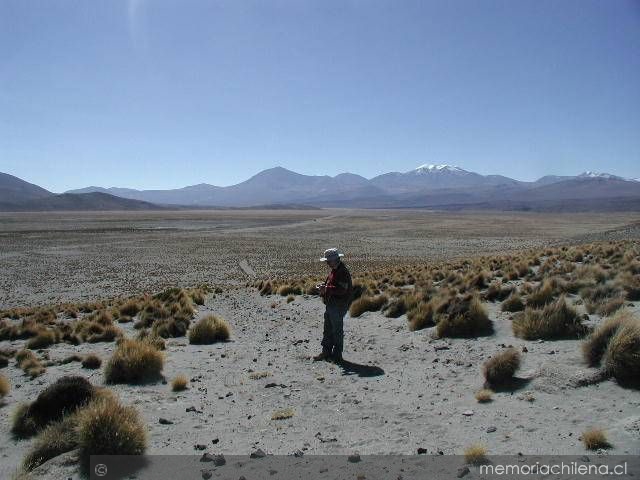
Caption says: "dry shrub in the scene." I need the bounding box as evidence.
[286,294,295,303]
[582,311,631,367]
[484,281,513,302]
[0,373,9,398]
[259,281,273,296]
[383,294,417,318]
[464,444,488,465]
[23,413,79,471]
[407,302,434,331]
[118,315,133,323]
[349,294,388,318]
[11,376,95,438]
[603,316,640,386]
[118,299,141,317]
[171,374,188,392]
[81,354,102,369]
[15,349,45,378]
[475,389,493,403]
[188,315,231,344]
[76,393,147,467]
[436,296,493,338]
[277,284,302,296]
[526,279,555,308]
[581,428,610,450]
[87,324,122,343]
[512,297,586,340]
[105,339,164,384]
[271,407,295,420]
[501,291,524,312]
[482,348,520,386]
[596,296,625,317]
[26,329,57,350]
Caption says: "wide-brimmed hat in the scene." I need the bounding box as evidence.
[319,248,344,262]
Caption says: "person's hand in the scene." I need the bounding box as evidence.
[319,285,326,296]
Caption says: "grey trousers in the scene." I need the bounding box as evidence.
[321,303,347,356]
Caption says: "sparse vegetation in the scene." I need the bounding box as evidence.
[581,428,610,450]
[513,296,587,340]
[349,294,388,317]
[436,295,493,338]
[501,291,524,312]
[188,315,231,344]
[482,348,521,387]
[475,388,493,403]
[171,374,188,391]
[0,373,9,398]
[105,339,164,384]
[81,354,102,369]
[464,444,488,465]
[271,407,295,420]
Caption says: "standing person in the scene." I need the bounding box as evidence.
[314,248,352,363]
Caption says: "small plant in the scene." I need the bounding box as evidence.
[464,444,488,465]
[171,374,188,392]
[526,280,555,308]
[271,407,295,420]
[407,302,435,331]
[105,339,164,384]
[76,393,147,467]
[513,297,586,340]
[581,428,610,450]
[475,389,493,403]
[81,354,102,369]
[0,373,10,398]
[482,348,521,387]
[349,295,388,318]
[23,413,79,471]
[286,294,295,303]
[582,311,630,366]
[188,315,231,344]
[26,329,57,349]
[249,371,270,380]
[501,291,524,312]
[603,317,640,385]
[436,296,493,338]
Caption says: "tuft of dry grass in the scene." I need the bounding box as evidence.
[512,296,587,340]
[22,413,79,471]
[436,296,493,338]
[582,310,631,367]
[188,315,231,344]
[118,299,141,317]
[464,444,488,465]
[475,389,493,403]
[581,428,611,450]
[0,373,10,398]
[349,294,388,318]
[105,339,164,384]
[271,407,295,420]
[81,354,102,369]
[286,294,295,303]
[76,393,147,467]
[501,291,524,312]
[407,301,435,331]
[249,371,271,380]
[603,316,640,385]
[26,329,57,350]
[526,279,555,308]
[171,374,188,392]
[482,348,521,387]
[15,349,45,378]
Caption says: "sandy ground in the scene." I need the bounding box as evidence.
[1,209,639,309]
[1,287,639,478]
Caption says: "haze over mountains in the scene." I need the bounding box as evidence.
[2,165,640,212]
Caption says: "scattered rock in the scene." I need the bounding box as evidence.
[186,406,202,413]
[201,469,212,480]
[457,466,470,478]
[293,449,304,457]
[211,438,219,444]
[348,454,361,463]
[213,454,226,466]
[250,448,267,459]
[194,444,207,451]
[158,418,173,425]
[462,410,474,416]
[200,453,215,462]
[522,346,528,353]
[486,426,497,433]
[417,448,427,454]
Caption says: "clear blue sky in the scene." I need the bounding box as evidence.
[1,1,639,192]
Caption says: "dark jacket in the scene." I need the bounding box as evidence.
[323,262,352,309]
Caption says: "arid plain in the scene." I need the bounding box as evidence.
[1,209,639,479]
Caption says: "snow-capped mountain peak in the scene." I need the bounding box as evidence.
[578,171,621,180]
[412,164,467,174]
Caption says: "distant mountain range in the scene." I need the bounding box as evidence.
[2,165,640,212]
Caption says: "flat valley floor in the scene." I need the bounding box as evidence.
[1,209,639,478]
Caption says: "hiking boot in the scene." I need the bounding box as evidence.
[313,351,331,361]
[331,354,343,364]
